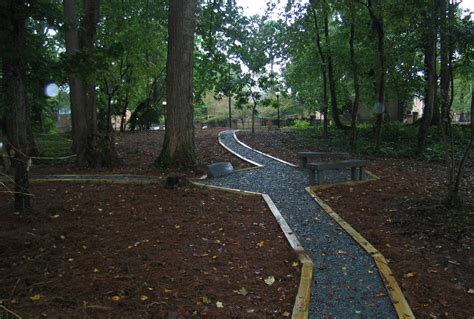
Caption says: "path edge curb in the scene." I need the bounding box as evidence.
[217,131,263,167]
[193,183,312,319]
[306,187,415,319]
[231,130,298,167]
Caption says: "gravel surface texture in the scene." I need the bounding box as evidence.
[198,130,396,318]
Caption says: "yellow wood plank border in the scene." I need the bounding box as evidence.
[305,187,415,319]
[261,194,312,319]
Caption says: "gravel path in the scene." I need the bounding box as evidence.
[198,130,396,318]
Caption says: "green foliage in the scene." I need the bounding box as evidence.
[290,122,473,162]
[293,119,311,129]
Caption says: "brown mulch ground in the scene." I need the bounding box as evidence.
[238,129,474,319]
[31,128,252,177]
[0,129,298,318]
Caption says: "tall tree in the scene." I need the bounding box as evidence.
[418,0,438,152]
[156,0,198,168]
[310,3,329,136]
[323,1,347,129]
[367,0,385,149]
[0,0,31,212]
[348,0,360,146]
[64,0,118,167]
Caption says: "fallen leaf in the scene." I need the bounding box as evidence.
[216,301,224,308]
[406,272,416,278]
[282,311,290,317]
[202,296,211,305]
[139,295,149,301]
[111,295,121,302]
[93,268,100,273]
[292,261,299,267]
[234,287,248,296]
[467,288,474,294]
[164,288,172,293]
[30,294,41,301]
[51,214,60,218]
[175,224,181,229]
[257,240,265,247]
[264,276,275,285]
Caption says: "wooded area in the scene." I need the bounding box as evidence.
[0,0,472,206]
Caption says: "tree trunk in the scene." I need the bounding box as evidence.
[1,0,31,212]
[418,0,437,153]
[367,0,385,149]
[323,2,347,130]
[448,89,474,206]
[310,5,329,137]
[64,0,119,167]
[349,12,360,147]
[120,85,130,132]
[156,0,197,168]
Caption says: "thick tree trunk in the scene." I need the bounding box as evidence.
[1,0,31,212]
[418,0,437,153]
[156,0,197,168]
[323,3,347,130]
[64,0,119,167]
[367,0,385,149]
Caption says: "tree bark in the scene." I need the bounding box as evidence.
[1,0,31,212]
[418,0,437,153]
[64,0,119,167]
[323,1,347,130]
[367,0,385,149]
[349,14,360,147]
[310,6,329,137]
[156,0,197,168]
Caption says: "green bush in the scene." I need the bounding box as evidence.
[292,119,311,129]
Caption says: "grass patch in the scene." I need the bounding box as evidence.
[35,132,73,158]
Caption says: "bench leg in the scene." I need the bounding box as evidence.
[299,158,307,168]
[308,169,315,185]
[359,167,365,180]
[316,170,322,185]
[351,167,357,180]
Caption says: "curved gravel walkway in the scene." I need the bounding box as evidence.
[198,130,396,318]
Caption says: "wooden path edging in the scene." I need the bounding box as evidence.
[306,187,415,319]
[193,183,313,319]
[231,131,299,167]
[217,131,263,168]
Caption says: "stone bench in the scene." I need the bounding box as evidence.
[297,151,350,168]
[307,160,368,185]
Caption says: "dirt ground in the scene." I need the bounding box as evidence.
[0,129,298,318]
[238,130,474,319]
[31,128,252,177]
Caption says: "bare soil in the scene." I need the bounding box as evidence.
[238,129,474,319]
[0,129,298,318]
